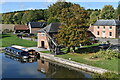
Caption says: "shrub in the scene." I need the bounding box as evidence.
[22,34,26,37]
[90,49,119,60]
[93,72,119,79]
[2,29,13,33]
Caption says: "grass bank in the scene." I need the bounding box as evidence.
[40,50,50,53]
[0,34,37,47]
[56,53,119,73]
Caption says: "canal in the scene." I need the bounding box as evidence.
[1,53,92,79]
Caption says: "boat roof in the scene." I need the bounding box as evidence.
[11,45,28,51]
[6,47,27,53]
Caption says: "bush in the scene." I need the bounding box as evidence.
[2,29,13,33]
[93,72,119,79]
[33,36,37,39]
[90,49,119,60]
[82,41,92,46]
[22,34,26,37]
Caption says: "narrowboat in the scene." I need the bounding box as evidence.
[11,45,38,57]
[5,45,39,58]
[5,47,29,58]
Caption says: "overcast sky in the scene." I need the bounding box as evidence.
[0,0,119,13]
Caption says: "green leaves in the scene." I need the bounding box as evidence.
[100,5,115,19]
[54,3,90,50]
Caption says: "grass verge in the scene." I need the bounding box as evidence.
[56,53,119,73]
[40,51,50,53]
[0,34,37,47]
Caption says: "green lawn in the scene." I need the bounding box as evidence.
[0,34,37,47]
[56,53,119,73]
[40,51,51,53]
[82,43,99,48]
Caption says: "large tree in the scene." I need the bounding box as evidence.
[89,11,100,25]
[115,4,120,19]
[56,3,89,53]
[47,2,73,23]
[100,5,115,19]
[117,4,120,15]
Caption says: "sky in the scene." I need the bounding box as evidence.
[0,0,119,13]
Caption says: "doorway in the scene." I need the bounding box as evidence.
[41,41,45,48]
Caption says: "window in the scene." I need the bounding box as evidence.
[109,32,112,36]
[103,26,105,29]
[102,31,105,33]
[41,60,44,64]
[97,26,100,29]
[41,33,45,36]
[110,26,112,29]
[97,31,99,35]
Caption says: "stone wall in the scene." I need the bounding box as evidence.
[39,53,109,74]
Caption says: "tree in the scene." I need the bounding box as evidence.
[13,12,24,24]
[2,13,14,24]
[89,11,100,25]
[56,3,89,53]
[47,2,73,20]
[21,12,29,24]
[47,16,60,24]
[57,0,66,2]
[117,4,120,15]
[100,5,115,19]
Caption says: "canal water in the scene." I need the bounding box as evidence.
[1,53,92,79]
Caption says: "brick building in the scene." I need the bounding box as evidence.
[14,25,30,33]
[27,22,47,34]
[89,19,120,38]
[37,23,61,50]
[38,22,95,50]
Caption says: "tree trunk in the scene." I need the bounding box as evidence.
[67,47,70,53]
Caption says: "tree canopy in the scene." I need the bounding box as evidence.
[56,3,90,52]
[89,11,100,25]
[100,5,115,19]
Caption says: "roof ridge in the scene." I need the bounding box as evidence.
[48,23,52,32]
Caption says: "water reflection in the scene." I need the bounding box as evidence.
[4,53,37,63]
[38,59,91,78]
[2,53,92,78]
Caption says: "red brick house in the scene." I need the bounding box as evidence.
[89,19,120,38]
[14,25,30,33]
[27,22,47,34]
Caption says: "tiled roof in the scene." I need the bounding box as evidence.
[93,19,120,26]
[38,23,61,33]
[15,25,29,30]
[27,22,47,28]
